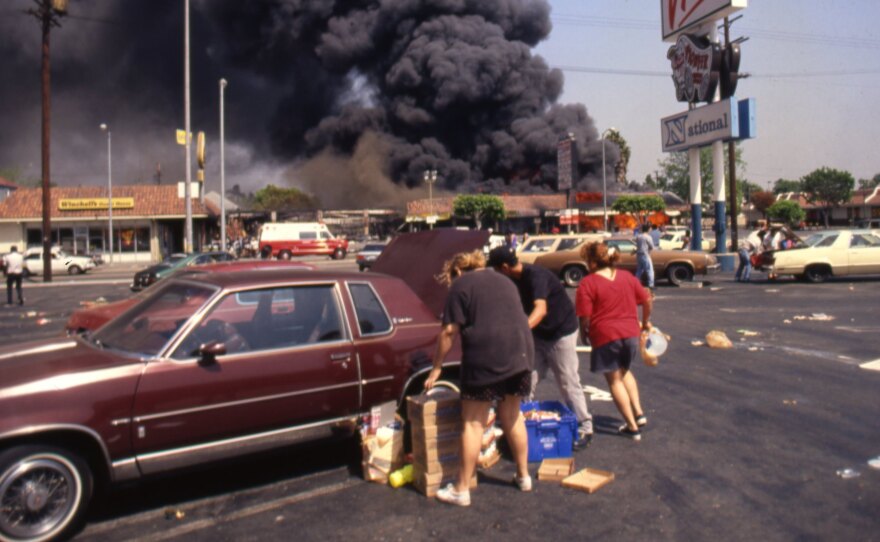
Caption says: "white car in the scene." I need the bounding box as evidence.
[762,229,880,282]
[658,231,714,252]
[23,248,96,276]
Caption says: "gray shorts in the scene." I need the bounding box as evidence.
[590,337,640,373]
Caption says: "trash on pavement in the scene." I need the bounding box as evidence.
[25,311,37,318]
[705,330,733,349]
[783,319,792,324]
[691,340,705,347]
[538,457,575,482]
[783,399,797,406]
[562,468,615,494]
[35,318,51,326]
[836,468,861,479]
[793,313,835,321]
[868,456,880,470]
[164,508,186,520]
[765,289,779,293]
[737,329,759,336]
[389,464,414,488]
[748,347,759,352]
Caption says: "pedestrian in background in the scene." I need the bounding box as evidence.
[576,242,653,441]
[634,224,655,291]
[649,223,662,247]
[426,250,533,506]
[4,246,24,306]
[488,246,593,449]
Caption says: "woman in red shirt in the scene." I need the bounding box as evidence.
[575,242,653,440]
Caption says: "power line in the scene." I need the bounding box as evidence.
[556,65,880,80]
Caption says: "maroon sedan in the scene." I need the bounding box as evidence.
[65,260,316,335]
[0,230,483,542]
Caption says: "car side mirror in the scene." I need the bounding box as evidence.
[198,341,226,365]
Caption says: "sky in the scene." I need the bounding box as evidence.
[536,0,880,190]
[1,0,878,199]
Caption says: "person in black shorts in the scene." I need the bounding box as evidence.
[425,250,534,506]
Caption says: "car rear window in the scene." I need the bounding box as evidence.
[348,283,391,335]
[815,234,839,247]
[557,238,585,251]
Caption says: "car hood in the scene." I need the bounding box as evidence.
[371,230,490,317]
[0,337,142,393]
[65,298,140,333]
[139,264,171,275]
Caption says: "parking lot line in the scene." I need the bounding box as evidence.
[859,358,880,372]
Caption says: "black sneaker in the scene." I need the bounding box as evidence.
[574,431,593,450]
[618,425,642,441]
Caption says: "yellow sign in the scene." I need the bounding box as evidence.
[176,129,192,146]
[197,131,206,168]
[59,198,135,211]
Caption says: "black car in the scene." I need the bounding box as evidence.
[131,251,235,291]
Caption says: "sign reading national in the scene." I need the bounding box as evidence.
[661,98,738,153]
[661,0,748,42]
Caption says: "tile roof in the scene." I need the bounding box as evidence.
[0,185,209,221]
[0,176,18,189]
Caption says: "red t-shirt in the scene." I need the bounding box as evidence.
[575,270,649,348]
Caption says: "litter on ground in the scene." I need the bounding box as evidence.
[836,468,861,479]
[737,329,759,336]
[705,330,733,349]
[793,313,835,322]
[691,340,704,347]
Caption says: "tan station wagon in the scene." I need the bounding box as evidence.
[535,237,720,287]
[516,233,609,264]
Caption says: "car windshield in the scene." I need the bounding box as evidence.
[660,233,677,241]
[521,239,555,252]
[90,281,216,356]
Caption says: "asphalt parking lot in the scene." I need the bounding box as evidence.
[3,263,879,541]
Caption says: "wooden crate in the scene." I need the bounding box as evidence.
[561,468,615,494]
[537,457,575,482]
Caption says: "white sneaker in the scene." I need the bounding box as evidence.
[436,484,471,506]
[514,474,533,492]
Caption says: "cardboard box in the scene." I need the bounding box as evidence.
[407,393,461,426]
[412,430,460,460]
[361,427,404,484]
[413,469,477,497]
[562,468,615,494]
[537,457,575,482]
[411,420,461,441]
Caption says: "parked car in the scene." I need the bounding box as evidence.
[759,229,880,283]
[534,237,720,287]
[356,243,386,271]
[67,260,316,335]
[130,251,235,291]
[516,233,609,264]
[856,218,880,230]
[23,247,97,276]
[658,230,714,252]
[0,230,485,542]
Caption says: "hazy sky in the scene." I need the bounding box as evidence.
[536,0,880,189]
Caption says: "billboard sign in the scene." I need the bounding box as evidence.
[661,0,748,42]
[556,136,576,191]
[667,34,721,103]
[661,98,739,152]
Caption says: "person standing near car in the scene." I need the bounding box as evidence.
[4,246,24,306]
[649,223,662,247]
[425,250,533,507]
[634,224,655,291]
[487,246,594,449]
[576,241,652,441]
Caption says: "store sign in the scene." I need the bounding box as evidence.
[667,34,721,103]
[59,198,135,211]
[575,192,603,204]
[556,137,576,191]
[661,98,739,152]
[661,0,748,42]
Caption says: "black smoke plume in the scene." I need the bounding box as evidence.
[0,0,617,209]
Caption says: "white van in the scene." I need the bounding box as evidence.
[258,222,349,260]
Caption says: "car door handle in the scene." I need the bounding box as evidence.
[330,353,351,362]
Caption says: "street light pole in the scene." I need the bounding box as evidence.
[600,127,616,232]
[183,0,193,253]
[423,169,437,230]
[219,78,227,252]
[100,124,113,263]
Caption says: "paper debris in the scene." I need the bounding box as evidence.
[705,330,733,349]
[691,340,704,347]
[737,329,759,336]
[765,289,779,293]
[783,399,797,406]
[783,319,792,324]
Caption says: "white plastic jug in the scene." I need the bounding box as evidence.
[644,329,668,357]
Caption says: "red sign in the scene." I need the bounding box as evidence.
[575,192,602,204]
[667,34,720,103]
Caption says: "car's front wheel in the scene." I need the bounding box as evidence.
[332,248,346,260]
[67,265,83,275]
[562,265,586,288]
[666,263,694,286]
[804,264,831,283]
[278,250,292,261]
[0,445,93,542]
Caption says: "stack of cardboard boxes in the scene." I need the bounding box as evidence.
[407,391,476,497]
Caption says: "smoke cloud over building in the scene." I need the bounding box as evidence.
[0,0,617,208]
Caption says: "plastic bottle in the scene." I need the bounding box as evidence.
[389,464,413,488]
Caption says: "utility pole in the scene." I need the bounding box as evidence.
[28,0,67,283]
[725,16,739,250]
[184,0,193,252]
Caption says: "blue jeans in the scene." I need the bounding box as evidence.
[736,248,751,281]
[634,253,654,288]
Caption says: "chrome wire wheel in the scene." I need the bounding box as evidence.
[0,452,83,542]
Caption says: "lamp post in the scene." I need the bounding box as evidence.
[423,169,438,230]
[600,127,616,232]
[100,124,113,263]
[183,0,193,253]
[219,78,227,252]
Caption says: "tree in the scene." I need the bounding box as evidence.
[767,200,806,227]
[606,130,630,185]
[452,194,506,230]
[858,173,880,190]
[750,191,776,219]
[800,167,855,228]
[654,143,748,202]
[611,195,666,226]
[773,178,802,195]
[252,184,317,213]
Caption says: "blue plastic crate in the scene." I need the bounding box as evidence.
[521,400,577,462]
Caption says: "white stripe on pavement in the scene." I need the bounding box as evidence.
[860,358,880,372]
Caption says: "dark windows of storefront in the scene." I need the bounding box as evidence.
[26,225,150,255]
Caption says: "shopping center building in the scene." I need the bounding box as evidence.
[0,185,209,262]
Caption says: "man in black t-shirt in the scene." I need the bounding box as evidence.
[488,246,593,449]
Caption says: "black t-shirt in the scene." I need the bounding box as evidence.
[443,269,534,387]
[518,264,579,341]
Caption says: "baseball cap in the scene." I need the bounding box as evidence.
[487,246,518,268]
